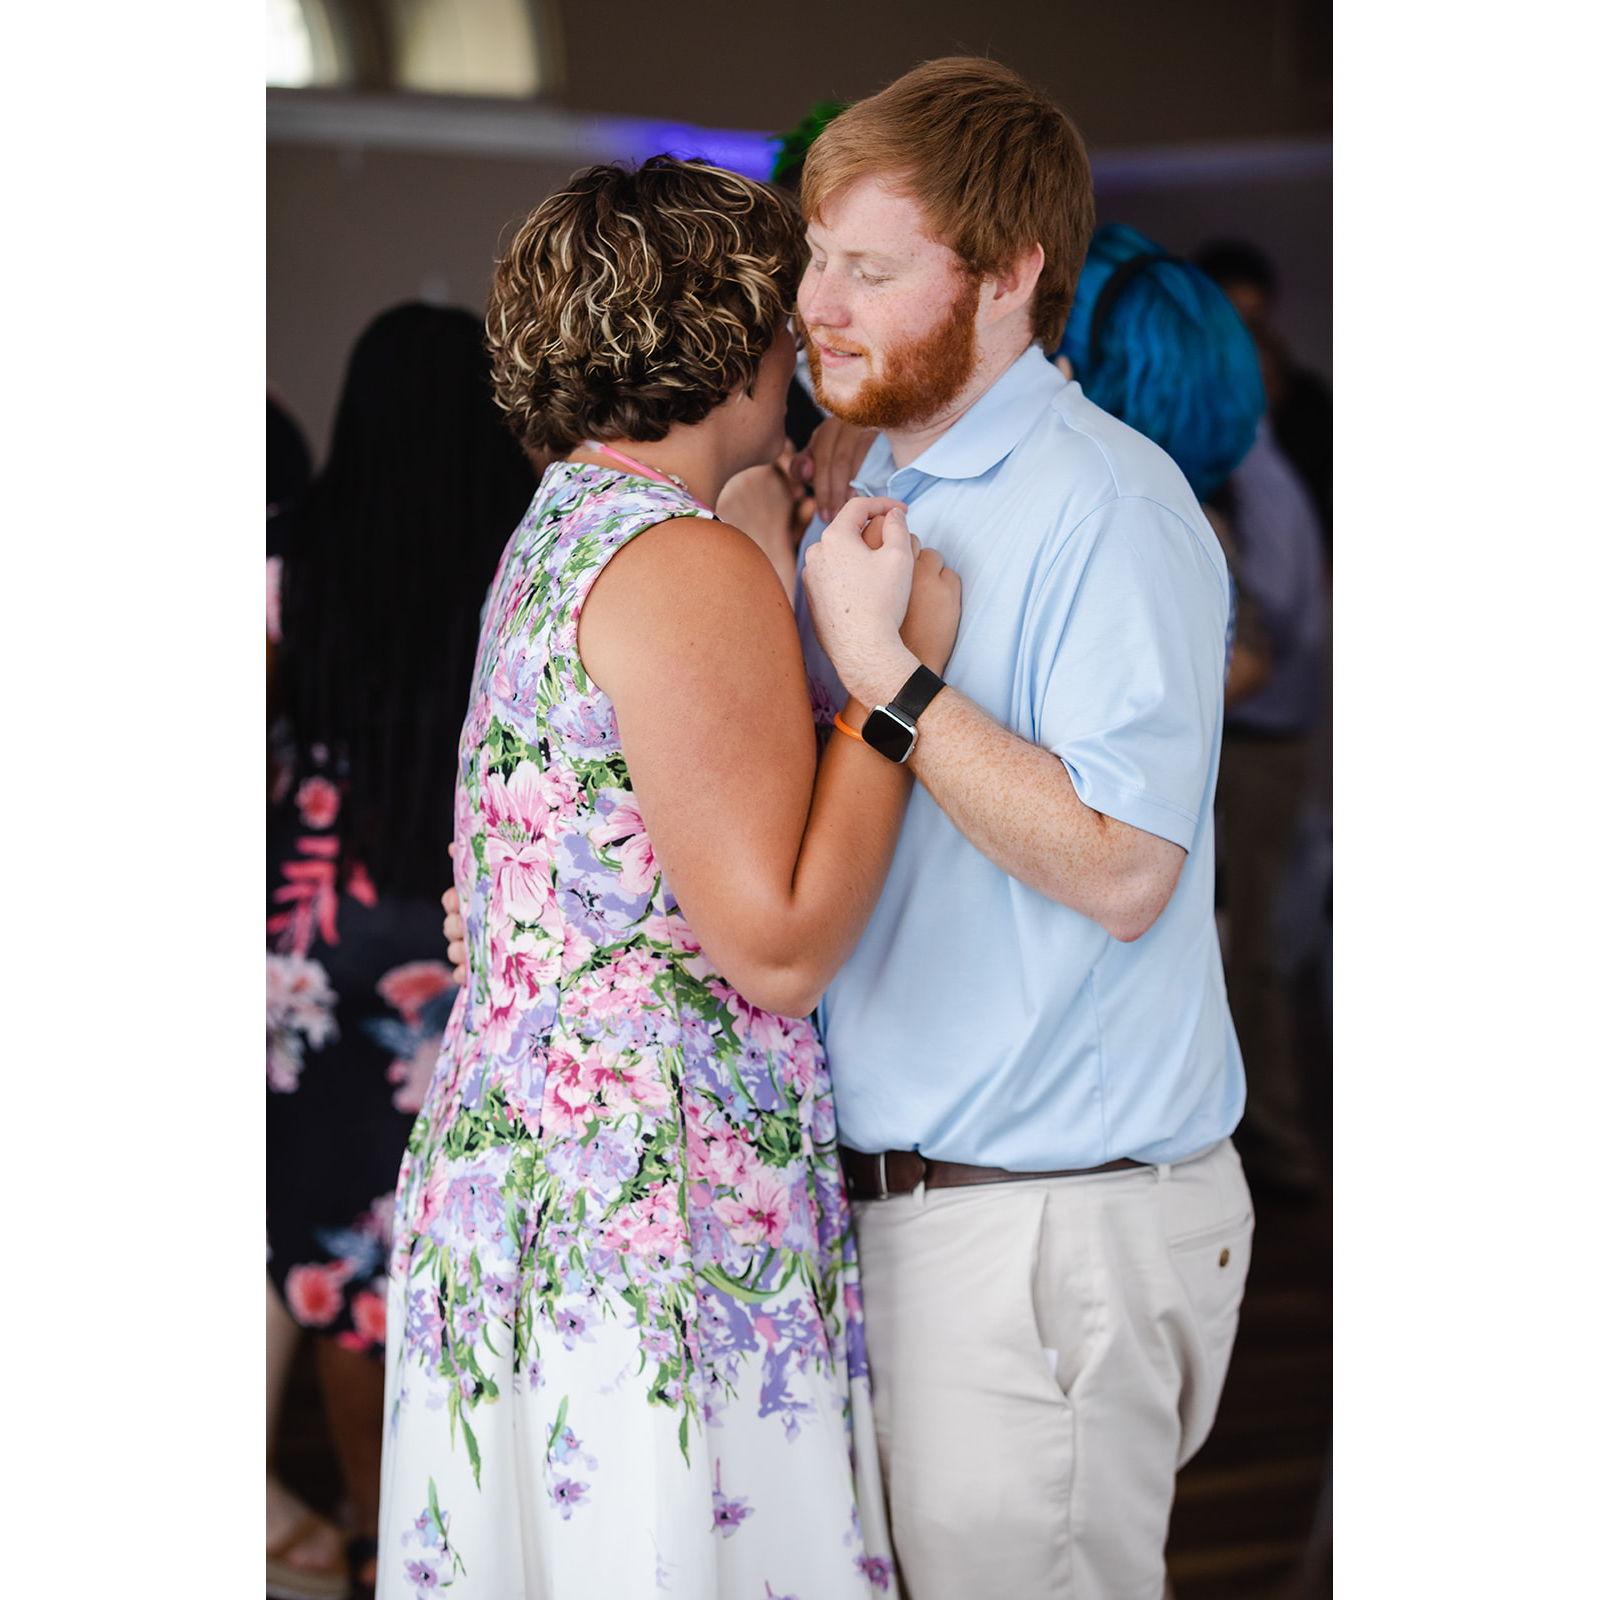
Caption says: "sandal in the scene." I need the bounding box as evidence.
[266,1509,352,1600]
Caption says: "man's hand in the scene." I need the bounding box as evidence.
[801,497,921,706]
[442,843,467,985]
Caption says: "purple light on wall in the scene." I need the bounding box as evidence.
[590,116,780,179]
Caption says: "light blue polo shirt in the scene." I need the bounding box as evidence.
[795,347,1245,1169]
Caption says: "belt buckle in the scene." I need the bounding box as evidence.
[876,1150,890,1200]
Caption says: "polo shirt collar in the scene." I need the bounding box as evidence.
[852,345,1067,496]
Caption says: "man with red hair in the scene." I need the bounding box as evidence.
[796,58,1253,1599]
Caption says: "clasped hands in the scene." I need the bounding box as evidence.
[440,492,961,983]
[800,496,960,708]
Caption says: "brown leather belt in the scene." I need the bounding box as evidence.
[841,1146,1146,1202]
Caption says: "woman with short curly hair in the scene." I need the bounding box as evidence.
[376,157,959,1598]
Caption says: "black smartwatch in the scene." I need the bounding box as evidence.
[861,665,946,764]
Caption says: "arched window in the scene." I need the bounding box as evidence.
[266,0,343,87]
[266,0,554,96]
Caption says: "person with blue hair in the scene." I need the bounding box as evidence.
[1059,228,1327,1197]
[1050,223,1274,704]
[1053,222,1264,505]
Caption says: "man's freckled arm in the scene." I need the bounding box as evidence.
[905,688,1186,942]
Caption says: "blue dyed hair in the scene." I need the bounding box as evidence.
[1056,223,1264,503]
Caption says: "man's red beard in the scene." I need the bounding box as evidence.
[798,275,981,431]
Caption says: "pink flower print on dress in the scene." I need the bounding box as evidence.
[560,921,595,974]
[413,1167,450,1237]
[486,836,554,927]
[539,765,583,825]
[548,610,579,659]
[483,758,579,836]
[490,927,562,1010]
[345,860,378,908]
[482,760,542,832]
[713,1172,792,1249]
[687,1100,754,1190]
[350,1288,387,1346]
[639,912,701,957]
[459,696,492,766]
[778,1027,823,1099]
[372,961,456,1111]
[580,1048,671,1119]
[481,760,573,927]
[362,1190,397,1244]
[296,775,341,830]
[614,1188,685,1259]
[547,684,617,756]
[809,1089,837,1147]
[388,1033,440,1114]
[500,1080,542,1137]
[479,995,527,1058]
[378,961,456,1024]
[489,636,539,715]
[589,788,658,897]
[708,980,791,1054]
[266,952,339,1092]
[705,1136,751,1188]
[285,1259,352,1326]
[269,835,344,953]
[542,1048,596,1137]
[580,948,668,1023]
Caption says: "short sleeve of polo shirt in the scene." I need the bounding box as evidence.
[1022,496,1225,852]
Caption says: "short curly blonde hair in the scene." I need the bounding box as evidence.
[487,157,805,455]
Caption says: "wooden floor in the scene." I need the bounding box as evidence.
[1171,969,1334,1600]
[1167,1180,1332,1599]
[277,986,1333,1599]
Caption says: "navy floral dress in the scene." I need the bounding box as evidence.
[268,751,456,1353]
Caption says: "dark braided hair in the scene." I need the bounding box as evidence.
[278,303,538,896]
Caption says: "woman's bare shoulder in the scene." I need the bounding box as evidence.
[579,514,795,691]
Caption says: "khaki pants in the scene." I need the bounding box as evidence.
[854,1141,1253,1600]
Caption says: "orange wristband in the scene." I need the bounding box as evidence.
[832,711,866,743]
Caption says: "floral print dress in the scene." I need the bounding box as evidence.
[268,739,458,1354]
[377,465,897,1600]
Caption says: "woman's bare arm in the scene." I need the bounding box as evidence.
[579,501,956,1016]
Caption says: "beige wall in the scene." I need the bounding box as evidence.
[553,0,1330,148]
[269,142,577,452]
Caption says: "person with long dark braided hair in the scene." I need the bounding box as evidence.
[267,303,538,1600]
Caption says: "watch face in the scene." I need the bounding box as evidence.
[863,706,917,763]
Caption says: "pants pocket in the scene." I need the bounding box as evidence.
[1162,1154,1255,1465]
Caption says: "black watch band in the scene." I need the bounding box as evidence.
[861,665,946,764]
[889,665,945,723]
